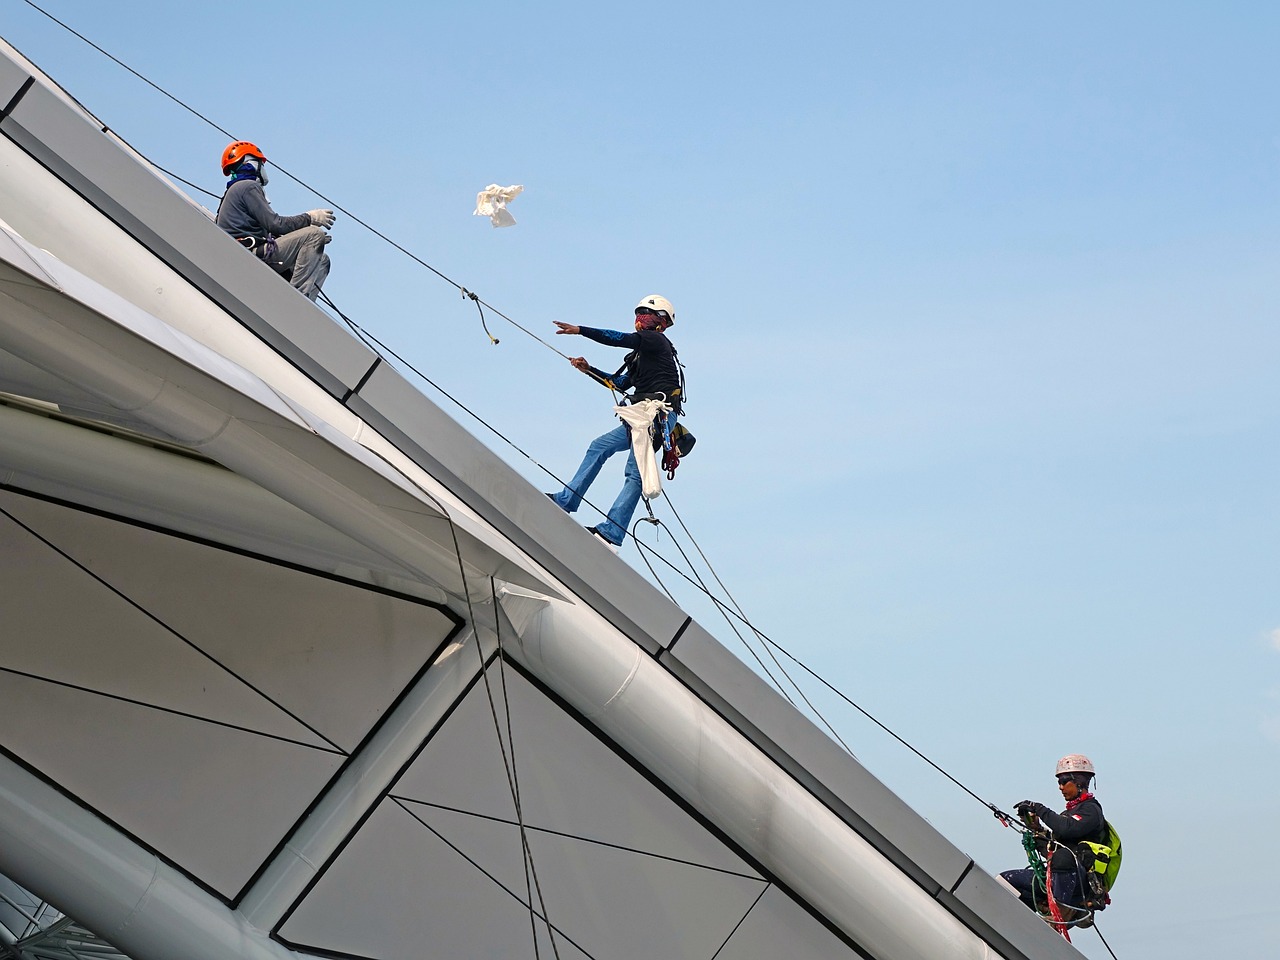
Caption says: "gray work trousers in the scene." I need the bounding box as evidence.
[265,225,331,300]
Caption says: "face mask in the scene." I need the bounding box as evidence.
[635,314,665,331]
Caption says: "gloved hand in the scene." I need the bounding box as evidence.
[1015,800,1046,818]
[308,209,336,229]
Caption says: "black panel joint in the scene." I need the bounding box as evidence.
[341,356,382,404]
[665,616,693,652]
[949,859,975,895]
[0,76,35,124]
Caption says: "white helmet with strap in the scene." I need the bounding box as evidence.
[635,294,675,324]
[1056,754,1095,776]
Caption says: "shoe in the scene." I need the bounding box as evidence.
[586,526,620,553]
[546,492,567,512]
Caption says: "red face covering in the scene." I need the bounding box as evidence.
[1065,790,1094,810]
[634,314,667,332]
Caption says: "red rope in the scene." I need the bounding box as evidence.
[1043,844,1071,943]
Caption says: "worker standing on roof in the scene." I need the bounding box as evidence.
[1000,754,1109,914]
[548,295,683,551]
[215,141,335,301]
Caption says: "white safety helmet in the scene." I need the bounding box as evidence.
[1055,754,1095,777]
[635,294,676,324]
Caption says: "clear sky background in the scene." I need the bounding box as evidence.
[5,2,1277,958]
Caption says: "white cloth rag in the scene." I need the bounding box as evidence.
[614,399,671,500]
[473,183,523,227]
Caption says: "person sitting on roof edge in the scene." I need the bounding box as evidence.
[548,294,683,551]
[999,754,1109,916]
[215,140,335,301]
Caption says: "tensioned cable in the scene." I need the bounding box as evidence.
[152,162,219,200]
[0,664,341,754]
[489,576,559,960]
[377,464,561,960]
[327,285,1022,839]
[632,515,797,704]
[0,502,344,754]
[629,518,679,605]
[20,0,1027,837]
[321,283,1010,820]
[655,492,867,758]
[394,798,596,960]
[318,290,623,537]
[397,798,763,879]
[629,512,1018,820]
[1093,922,1121,960]
[17,0,621,375]
[632,514,861,760]
[443,573,560,959]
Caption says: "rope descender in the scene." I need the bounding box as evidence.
[639,497,661,530]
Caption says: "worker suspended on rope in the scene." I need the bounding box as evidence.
[998,754,1119,929]
[215,140,336,301]
[548,295,685,550]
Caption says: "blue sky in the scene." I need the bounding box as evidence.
[5,2,1278,957]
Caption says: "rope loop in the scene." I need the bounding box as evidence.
[461,287,499,344]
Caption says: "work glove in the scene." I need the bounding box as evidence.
[308,209,336,229]
[1015,800,1046,817]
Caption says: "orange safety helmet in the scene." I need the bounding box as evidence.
[221,140,266,175]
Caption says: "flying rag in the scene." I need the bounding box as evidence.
[473,184,524,227]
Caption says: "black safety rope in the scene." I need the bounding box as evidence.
[1094,922,1121,960]
[391,473,562,960]
[489,577,559,960]
[317,289,626,539]
[151,162,220,200]
[658,494,857,746]
[631,515,798,703]
[18,0,595,361]
[336,270,1012,821]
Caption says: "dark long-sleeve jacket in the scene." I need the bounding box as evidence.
[217,178,311,241]
[1040,796,1107,872]
[578,326,681,411]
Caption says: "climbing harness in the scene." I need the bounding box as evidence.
[233,234,279,262]
[1014,809,1073,941]
[999,805,1122,942]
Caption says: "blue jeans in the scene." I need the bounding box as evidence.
[553,423,638,545]
[555,409,677,546]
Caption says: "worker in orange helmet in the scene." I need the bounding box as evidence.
[215,140,335,300]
